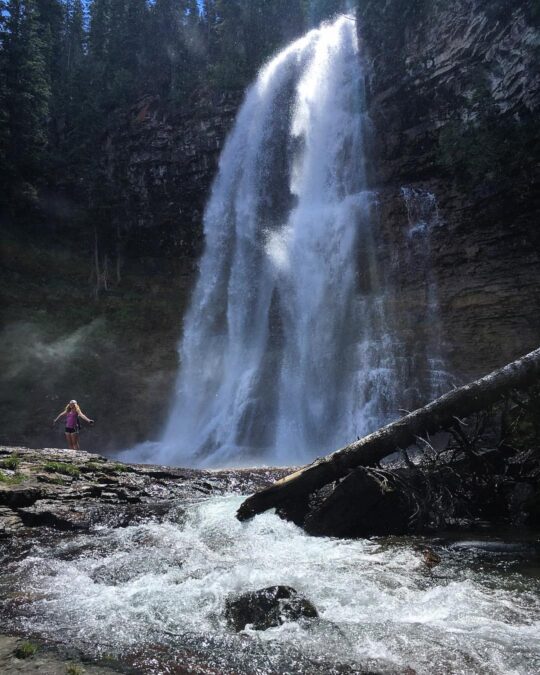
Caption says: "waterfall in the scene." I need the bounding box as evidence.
[157,16,396,467]
[400,187,453,400]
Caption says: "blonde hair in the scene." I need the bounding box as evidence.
[59,400,82,417]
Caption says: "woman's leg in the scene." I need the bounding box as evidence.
[65,432,74,449]
[72,433,80,451]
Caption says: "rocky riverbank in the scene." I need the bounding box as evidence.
[0,446,294,674]
[1,446,539,674]
[0,446,290,540]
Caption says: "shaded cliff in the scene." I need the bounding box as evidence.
[359,0,540,385]
[0,90,240,451]
[1,1,539,453]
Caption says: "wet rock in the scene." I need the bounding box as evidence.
[0,486,41,508]
[0,446,292,537]
[0,506,24,538]
[225,585,318,632]
[448,539,540,555]
[363,0,540,387]
[18,500,93,531]
[0,634,117,674]
[422,547,441,569]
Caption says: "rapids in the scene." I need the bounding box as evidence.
[2,495,539,674]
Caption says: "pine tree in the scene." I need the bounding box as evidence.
[1,0,52,210]
[211,0,247,88]
[61,0,90,170]
[307,0,344,27]
[0,0,11,174]
[242,0,305,79]
[123,0,149,97]
[65,0,86,77]
[88,0,110,109]
[149,0,191,100]
[201,0,218,67]
[107,0,149,106]
[180,0,203,94]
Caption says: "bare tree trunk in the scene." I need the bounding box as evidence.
[237,346,540,521]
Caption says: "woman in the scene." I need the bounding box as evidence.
[53,400,94,450]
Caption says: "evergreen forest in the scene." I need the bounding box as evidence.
[0,0,343,223]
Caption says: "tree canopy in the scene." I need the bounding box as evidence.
[0,0,347,219]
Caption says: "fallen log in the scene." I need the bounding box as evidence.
[236,346,540,521]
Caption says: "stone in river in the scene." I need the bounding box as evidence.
[225,585,318,632]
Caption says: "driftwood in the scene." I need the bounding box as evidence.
[237,346,540,521]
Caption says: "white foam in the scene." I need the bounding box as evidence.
[8,496,540,674]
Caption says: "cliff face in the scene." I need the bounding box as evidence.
[98,90,241,262]
[0,91,241,451]
[2,1,539,452]
[360,0,540,383]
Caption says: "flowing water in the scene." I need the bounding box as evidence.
[154,15,404,468]
[2,495,539,674]
[400,187,453,400]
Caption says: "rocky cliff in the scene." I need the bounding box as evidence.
[360,0,540,386]
[2,1,538,452]
[0,90,241,451]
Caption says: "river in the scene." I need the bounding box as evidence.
[2,494,539,674]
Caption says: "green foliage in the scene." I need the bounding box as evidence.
[45,475,69,484]
[0,0,52,213]
[307,0,344,27]
[14,641,39,659]
[0,453,20,470]
[204,0,307,89]
[65,665,84,675]
[107,462,132,473]
[505,385,540,451]
[43,460,81,477]
[0,0,328,221]
[83,460,131,473]
[83,461,105,472]
[0,470,25,484]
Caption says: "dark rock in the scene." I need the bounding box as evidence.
[278,439,540,538]
[301,468,411,538]
[447,539,540,556]
[504,480,539,526]
[0,506,24,538]
[0,446,293,537]
[225,586,318,632]
[362,0,540,394]
[17,500,93,531]
[0,486,41,508]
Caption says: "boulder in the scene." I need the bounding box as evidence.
[225,586,318,632]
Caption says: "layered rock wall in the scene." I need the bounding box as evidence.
[1,91,241,451]
[361,0,540,383]
[2,1,539,450]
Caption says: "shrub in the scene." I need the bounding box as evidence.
[14,641,38,659]
[66,665,85,675]
[0,471,25,484]
[0,453,20,470]
[43,461,81,478]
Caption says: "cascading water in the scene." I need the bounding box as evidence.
[400,187,453,400]
[3,496,539,674]
[157,15,394,467]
